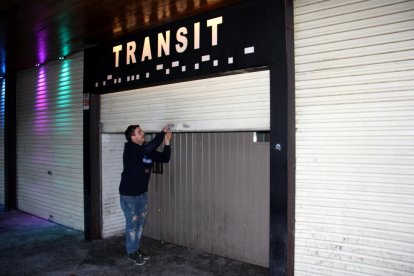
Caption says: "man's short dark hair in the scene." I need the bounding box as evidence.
[125,125,140,141]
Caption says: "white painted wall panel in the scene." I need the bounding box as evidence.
[295,0,414,275]
[16,52,84,231]
[100,70,270,133]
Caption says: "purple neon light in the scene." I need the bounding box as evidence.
[37,30,47,64]
[34,67,49,134]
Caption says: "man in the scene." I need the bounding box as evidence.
[119,124,172,265]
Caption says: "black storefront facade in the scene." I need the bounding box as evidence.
[84,0,294,274]
[84,1,294,274]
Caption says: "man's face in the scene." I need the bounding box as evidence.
[131,127,145,145]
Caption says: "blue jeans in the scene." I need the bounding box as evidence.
[120,193,148,254]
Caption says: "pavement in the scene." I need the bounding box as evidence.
[0,205,269,275]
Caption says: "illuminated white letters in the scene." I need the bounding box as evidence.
[113,16,223,68]
[126,41,137,65]
[194,22,200,49]
[158,31,171,57]
[207,16,223,46]
[141,36,152,61]
[175,27,188,53]
[113,45,123,68]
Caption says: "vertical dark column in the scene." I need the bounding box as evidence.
[285,2,296,274]
[4,71,17,211]
[83,91,102,240]
[268,0,295,275]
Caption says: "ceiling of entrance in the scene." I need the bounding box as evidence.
[0,0,241,73]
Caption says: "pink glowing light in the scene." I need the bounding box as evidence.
[34,67,48,134]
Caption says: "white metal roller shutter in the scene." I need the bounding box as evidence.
[101,133,125,238]
[16,52,84,231]
[101,70,270,237]
[0,78,4,205]
[294,0,414,275]
[100,70,270,133]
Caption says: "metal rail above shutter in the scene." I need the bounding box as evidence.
[294,0,414,275]
[100,70,270,133]
[16,52,84,231]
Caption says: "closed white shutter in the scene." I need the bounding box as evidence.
[101,70,270,133]
[16,52,84,231]
[0,78,4,205]
[295,0,414,275]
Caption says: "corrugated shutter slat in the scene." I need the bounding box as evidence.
[295,0,414,275]
[101,70,270,133]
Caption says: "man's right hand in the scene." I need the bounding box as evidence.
[162,125,171,133]
[164,131,172,145]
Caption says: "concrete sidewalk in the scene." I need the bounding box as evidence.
[0,207,269,275]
